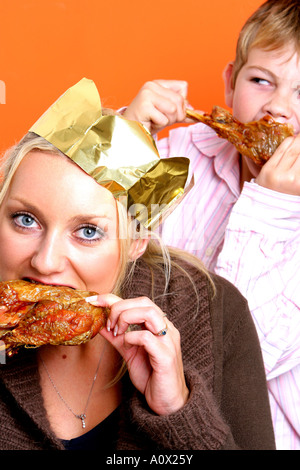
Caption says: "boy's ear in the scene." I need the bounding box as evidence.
[223,61,235,108]
[128,238,149,261]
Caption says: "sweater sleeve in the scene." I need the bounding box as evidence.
[123,276,275,450]
[122,367,234,450]
[210,275,276,450]
[119,260,275,450]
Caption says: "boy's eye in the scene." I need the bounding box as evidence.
[251,77,270,86]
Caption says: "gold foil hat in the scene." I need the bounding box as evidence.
[30,78,190,229]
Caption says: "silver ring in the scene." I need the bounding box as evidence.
[156,323,168,336]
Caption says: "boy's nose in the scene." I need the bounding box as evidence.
[263,89,292,120]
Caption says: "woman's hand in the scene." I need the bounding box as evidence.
[123,79,192,134]
[256,134,300,195]
[87,293,189,415]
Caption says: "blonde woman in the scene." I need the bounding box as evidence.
[0,80,275,450]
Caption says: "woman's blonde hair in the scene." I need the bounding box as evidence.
[231,0,300,88]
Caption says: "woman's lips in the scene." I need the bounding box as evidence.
[22,277,76,289]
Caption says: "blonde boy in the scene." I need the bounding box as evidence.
[124,0,300,450]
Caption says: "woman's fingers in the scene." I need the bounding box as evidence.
[87,293,188,415]
[86,294,169,337]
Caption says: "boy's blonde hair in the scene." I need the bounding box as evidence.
[232,0,300,87]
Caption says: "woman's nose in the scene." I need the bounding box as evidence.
[30,233,66,275]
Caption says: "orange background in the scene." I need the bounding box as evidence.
[0,0,263,154]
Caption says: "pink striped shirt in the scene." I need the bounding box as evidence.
[157,123,240,270]
[157,123,300,450]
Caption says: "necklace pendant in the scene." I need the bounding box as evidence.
[76,413,87,429]
[40,344,106,433]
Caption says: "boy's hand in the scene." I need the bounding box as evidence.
[256,134,300,195]
[123,79,191,134]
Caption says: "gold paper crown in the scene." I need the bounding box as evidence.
[30,78,190,229]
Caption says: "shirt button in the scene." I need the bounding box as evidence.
[205,247,213,257]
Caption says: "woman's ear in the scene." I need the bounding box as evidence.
[223,61,235,108]
[128,238,149,261]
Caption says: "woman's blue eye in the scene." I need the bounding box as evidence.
[76,225,105,242]
[21,215,35,226]
[82,227,97,238]
[13,213,37,228]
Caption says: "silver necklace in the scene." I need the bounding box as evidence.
[40,344,106,429]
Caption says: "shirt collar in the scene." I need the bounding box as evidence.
[191,123,241,198]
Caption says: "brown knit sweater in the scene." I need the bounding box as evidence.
[0,259,275,450]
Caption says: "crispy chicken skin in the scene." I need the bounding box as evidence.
[187,106,294,166]
[0,280,108,356]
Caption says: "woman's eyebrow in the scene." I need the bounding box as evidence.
[8,197,114,222]
[70,214,114,224]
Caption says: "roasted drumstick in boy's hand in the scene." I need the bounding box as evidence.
[186,106,294,166]
[0,280,109,356]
